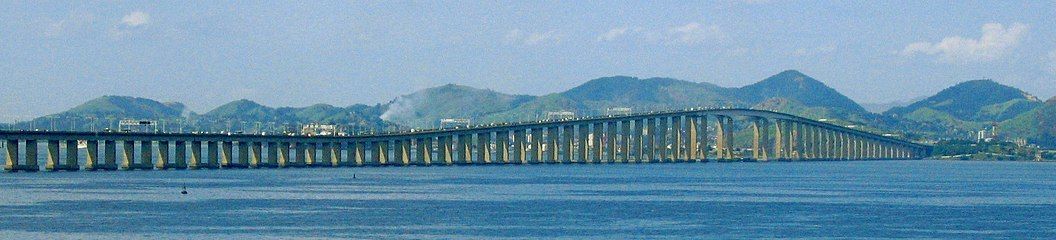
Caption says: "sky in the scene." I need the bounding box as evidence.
[1,1,1055,122]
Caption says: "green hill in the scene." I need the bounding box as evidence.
[738,70,868,114]
[197,100,391,132]
[375,70,880,129]
[886,79,1042,122]
[1001,97,1056,147]
[60,96,185,119]
[379,84,535,128]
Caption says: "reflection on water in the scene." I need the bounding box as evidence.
[1,160,1055,239]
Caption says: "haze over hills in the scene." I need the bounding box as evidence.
[9,70,1055,147]
[861,97,926,114]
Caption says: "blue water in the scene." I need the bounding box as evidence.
[0,160,1054,239]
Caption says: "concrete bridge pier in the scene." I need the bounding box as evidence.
[531,128,544,164]
[292,142,308,167]
[154,141,172,170]
[303,142,319,167]
[656,117,669,162]
[475,134,490,164]
[697,116,709,161]
[752,118,771,161]
[560,126,574,164]
[672,116,684,163]
[328,142,342,167]
[630,119,644,163]
[618,121,631,163]
[640,119,654,163]
[45,140,79,171]
[604,123,617,163]
[248,142,263,168]
[395,139,411,166]
[352,142,365,166]
[458,134,473,165]
[4,140,38,172]
[575,124,589,163]
[439,136,454,165]
[260,142,279,168]
[714,115,734,161]
[371,141,389,166]
[418,138,434,166]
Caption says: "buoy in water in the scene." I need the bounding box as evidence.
[180,186,188,195]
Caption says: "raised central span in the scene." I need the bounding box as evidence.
[2,108,931,172]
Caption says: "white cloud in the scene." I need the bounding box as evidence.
[668,22,722,44]
[899,22,1027,63]
[595,22,722,45]
[42,11,94,37]
[596,27,628,42]
[504,29,563,46]
[121,11,150,27]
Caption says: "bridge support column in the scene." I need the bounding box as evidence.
[276,142,291,168]
[45,140,59,171]
[657,117,669,162]
[353,142,365,166]
[685,117,698,162]
[85,140,100,170]
[238,141,250,167]
[396,139,411,166]
[532,128,545,164]
[329,142,342,167]
[577,125,590,163]
[155,141,170,170]
[303,142,318,167]
[418,138,434,166]
[139,141,153,170]
[189,141,203,169]
[250,142,263,168]
[375,141,389,166]
[220,141,235,168]
[318,142,332,167]
[802,125,813,160]
[773,120,785,160]
[513,130,527,164]
[630,119,642,163]
[474,134,490,164]
[752,118,770,161]
[672,116,684,162]
[715,115,734,161]
[699,116,708,161]
[562,126,575,163]
[26,140,39,171]
[816,127,825,160]
[459,134,473,164]
[172,141,187,169]
[619,121,632,163]
[206,141,220,168]
[439,136,454,165]
[604,122,616,162]
[120,141,134,170]
[547,127,560,163]
[46,140,79,171]
[495,132,510,164]
[5,140,38,172]
[590,123,602,163]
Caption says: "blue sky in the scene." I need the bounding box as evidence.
[1,1,1054,122]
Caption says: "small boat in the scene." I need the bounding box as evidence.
[180,186,188,195]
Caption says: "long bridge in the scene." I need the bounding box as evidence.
[2,108,930,172]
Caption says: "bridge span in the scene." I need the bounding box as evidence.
[2,108,930,172]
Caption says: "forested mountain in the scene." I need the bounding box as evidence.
[11,70,1054,147]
